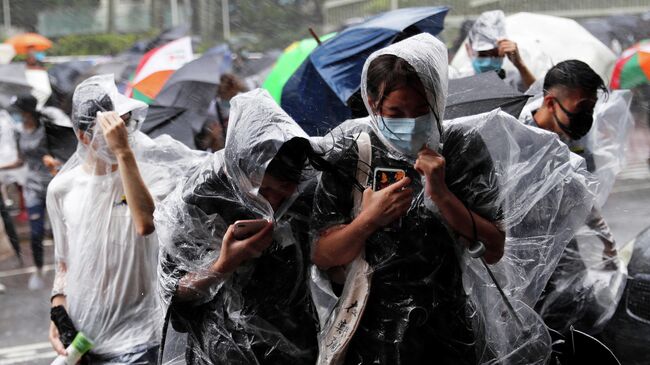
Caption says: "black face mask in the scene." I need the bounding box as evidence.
[552,98,594,140]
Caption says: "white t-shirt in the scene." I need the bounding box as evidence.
[47,162,170,356]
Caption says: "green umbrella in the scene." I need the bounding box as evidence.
[262,32,336,103]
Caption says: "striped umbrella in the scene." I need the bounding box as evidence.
[611,40,650,89]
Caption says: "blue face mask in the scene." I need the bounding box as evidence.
[472,57,503,74]
[377,113,439,156]
[10,112,23,125]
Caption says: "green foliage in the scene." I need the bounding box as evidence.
[47,32,154,56]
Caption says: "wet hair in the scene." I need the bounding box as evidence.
[366,54,426,113]
[366,54,442,134]
[73,93,114,133]
[266,138,311,184]
[218,73,248,99]
[543,60,607,98]
[11,94,41,126]
[266,137,366,192]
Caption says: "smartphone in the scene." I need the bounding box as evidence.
[233,219,269,240]
[373,167,406,231]
[373,168,406,191]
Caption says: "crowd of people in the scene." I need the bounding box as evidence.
[0,8,633,365]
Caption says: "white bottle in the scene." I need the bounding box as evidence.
[51,332,94,365]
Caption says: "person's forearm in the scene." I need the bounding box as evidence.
[516,63,536,90]
[116,149,155,236]
[0,159,23,171]
[175,270,228,302]
[51,294,66,307]
[312,213,377,269]
[435,191,505,264]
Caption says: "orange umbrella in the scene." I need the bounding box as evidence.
[5,33,52,55]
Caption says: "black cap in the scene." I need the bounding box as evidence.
[11,94,38,114]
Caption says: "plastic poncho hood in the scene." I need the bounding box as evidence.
[360,33,448,157]
[468,10,507,52]
[223,88,312,217]
[71,74,148,164]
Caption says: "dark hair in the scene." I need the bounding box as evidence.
[73,93,114,132]
[266,137,366,192]
[543,60,607,97]
[12,94,39,115]
[366,54,426,112]
[265,138,311,184]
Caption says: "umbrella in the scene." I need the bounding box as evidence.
[142,106,205,148]
[280,6,449,136]
[611,40,650,90]
[0,63,32,107]
[128,36,194,103]
[263,33,336,103]
[80,53,142,94]
[48,60,94,113]
[141,46,233,148]
[5,33,52,55]
[127,25,191,54]
[450,13,617,86]
[445,71,531,119]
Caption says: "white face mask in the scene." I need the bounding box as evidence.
[377,112,441,155]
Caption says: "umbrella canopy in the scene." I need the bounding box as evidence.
[5,33,52,55]
[451,12,617,85]
[263,33,336,103]
[127,36,193,103]
[611,40,650,89]
[141,106,204,148]
[141,47,232,148]
[80,53,141,94]
[48,60,94,113]
[154,45,232,109]
[280,6,449,136]
[0,63,31,107]
[446,71,531,119]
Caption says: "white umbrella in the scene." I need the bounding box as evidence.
[450,12,617,85]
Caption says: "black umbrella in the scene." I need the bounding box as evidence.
[79,53,142,93]
[141,47,232,149]
[445,71,530,120]
[143,106,205,149]
[47,60,93,113]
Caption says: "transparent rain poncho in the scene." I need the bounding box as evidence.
[48,74,205,358]
[309,33,597,364]
[468,10,506,52]
[156,88,320,364]
[519,89,634,335]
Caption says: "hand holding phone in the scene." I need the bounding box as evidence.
[212,220,274,274]
[233,219,270,240]
[359,168,411,230]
